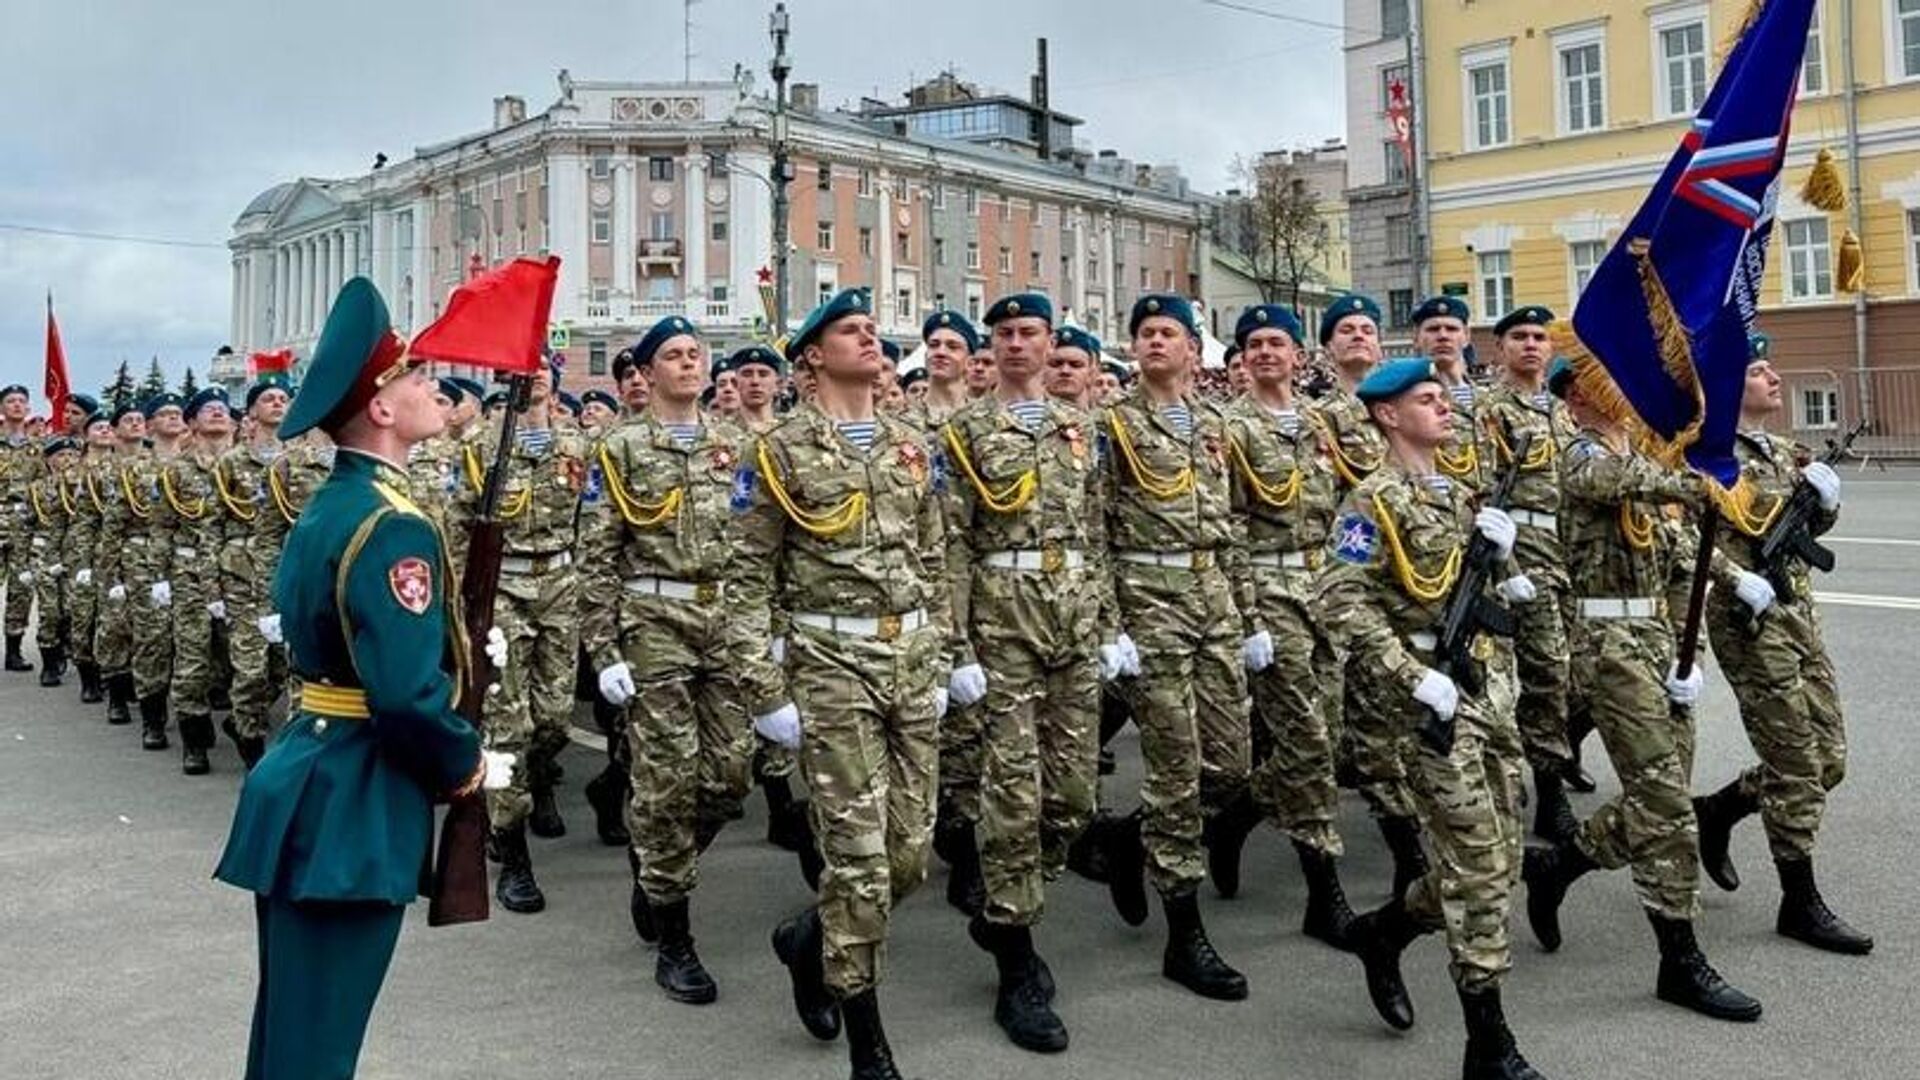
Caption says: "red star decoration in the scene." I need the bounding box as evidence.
[756,266,774,285]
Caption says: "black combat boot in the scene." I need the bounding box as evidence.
[77,660,103,703]
[222,718,265,770]
[1066,812,1112,883]
[1564,709,1598,793]
[1378,816,1430,900]
[583,765,630,846]
[1202,791,1263,899]
[970,917,1068,1053]
[1295,841,1358,952]
[771,907,842,1041]
[138,693,169,750]
[1459,985,1547,1080]
[1531,767,1579,844]
[1103,809,1150,927]
[106,673,133,725]
[841,988,905,1080]
[1161,889,1248,1001]
[757,770,800,850]
[492,825,546,914]
[37,645,63,687]
[1521,840,1596,952]
[527,755,566,839]
[1347,896,1423,1030]
[652,897,718,1004]
[1647,912,1762,1021]
[1693,780,1758,892]
[627,848,657,942]
[790,799,826,892]
[1775,857,1873,955]
[178,714,214,775]
[5,632,33,672]
[942,818,985,916]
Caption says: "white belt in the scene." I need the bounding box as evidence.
[128,537,149,546]
[500,551,573,575]
[792,608,928,641]
[1409,631,1438,651]
[1580,597,1659,619]
[624,575,721,602]
[1248,550,1315,570]
[1115,549,1215,571]
[982,548,1084,572]
[175,547,198,559]
[30,537,46,549]
[1511,509,1557,530]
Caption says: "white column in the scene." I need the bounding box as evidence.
[1101,210,1118,340]
[683,148,708,318]
[728,145,775,331]
[547,150,588,322]
[303,237,318,333]
[1069,209,1089,322]
[230,257,243,348]
[273,247,286,341]
[612,152,636,307]
[409,201,431,331]
[292,241,307,335]
[875,169,894,329]
[344,228,359,284]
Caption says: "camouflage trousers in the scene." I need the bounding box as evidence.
[168,560,221,718]
[482,566,580,829]
[1336,654,1418,820]
[971,571,1101,927]
[67,566,98,665]
[1248,568,1341,856]
[30,536,67,651]
[617,592,753,905]
[1,507,33,635]
[1571,616,1699,919]
[224,552,286,741]
[1510,580,1573,771]
[129,548,173,701]
[93,563,134,676]
[1706,594,1846,862]
[1397,691,1526,992]
[1115,561,1250,896]
[789,620,942,997]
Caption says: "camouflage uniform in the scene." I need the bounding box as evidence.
[0,435,38,638]
[581,411,756,904]
[90,451,142,698]
[215,440,291,742]
[64,454,104,677]
[406,433,462,534]
[1314,461,1526,991]
[28,460,70,658]
[909,395,986,826]
[162,444,226,726]
[1559,431,1706,918]
[1100,388,1250,896]
[453,424,588,830]
[736,402,950,997]
[943,395,1105,924]
[127,448,177,705]
[1223,398,1341,853]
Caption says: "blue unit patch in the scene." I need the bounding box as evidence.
[730,466,757,512]
[1331,512,1379,564]
[931,449,949,494]
[581,463,604,504]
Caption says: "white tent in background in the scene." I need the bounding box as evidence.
[1193,299,1230,370]
[898,342,927,375]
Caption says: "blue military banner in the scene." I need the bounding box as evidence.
[1555,0,1816,487]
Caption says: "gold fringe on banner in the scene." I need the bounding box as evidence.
[1800,148,1849,213]
[1720,0,1767,60]
[1836,229,1865,292]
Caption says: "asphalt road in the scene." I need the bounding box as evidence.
[5,468,1917,1080]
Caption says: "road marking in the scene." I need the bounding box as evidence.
[568,726,608,752]
[1816,590,1920,612]
[1825,536,1920,548]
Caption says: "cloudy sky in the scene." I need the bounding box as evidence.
[2,0,1348,396]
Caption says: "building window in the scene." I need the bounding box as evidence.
[999,247,1013,274]
[1386,214,1412,260]
[1164,269,1175,290]
[1381,62,1409,112]
[857,169,874,197]
[1900,0,1920,79]
[590,153,611,179]
[1384,141,1409,185]
[1380,0,1409,38]
[816,164,832,191]
[649,156,675,182]
[1139,266,1150,289]
[1465,53,1511,150]
[515,191,527,227]
[932,185,947,210]
[1797,385,1840,430]
[858,227,873,257]
[647,277,677,302]
[649,211,674,241]
[1477,250,1514,321]
[589,341,608,376]
[896,232,910,261]
[1030,250,1042,277]
[1557,37,1606,134]
[817,280,835,306]
[1388,289,1415,328]
[1801,3,1826,94]
[1784,217,1833,300]
[896,287,914,321]
[965,284,984,321]
[817,221,835,252]
[1569,239,1607,298]
[892,175,908,201]
[710,214,729,242]
[1908,208,1920,291]
[590,208,611,245]
[934,237,948,266]
[965,188,979,216]
[966,240,981,270]
[710,280,730,304]
[1657,16,1709,118]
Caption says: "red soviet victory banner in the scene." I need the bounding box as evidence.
[44,293,71,432]
[408,255,560,375]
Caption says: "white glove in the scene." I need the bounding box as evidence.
[598,661,636,706]
[108,584,126,602]
[754,703,803,749]
[769,635,787,665]
[150,580,172,607]
[1116,632,1143,677]
[948,663,987,707]
[1495,574,1536,603]
[1474,507,1517,561]
[483,625,508,668]
[1098,641,1125,682]
[1664,663,1704,706]
[46,563,63,579]
[480,749,517,791]
[1413,667,1459,722]
[207,599,227,621]
[1242,630,1274,672]
[16,570,31,585]
[257,613,283,644]
[74,568,92,587]
[1802,461,1841,511]
[1733,570,1775,616]
[934,687,950,719]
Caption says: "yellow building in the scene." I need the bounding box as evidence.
[1418,0,1920,446]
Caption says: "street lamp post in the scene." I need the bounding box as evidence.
[769,3,792,340]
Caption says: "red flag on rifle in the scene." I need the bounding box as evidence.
[44,294,71,432]
[408,255,559,375]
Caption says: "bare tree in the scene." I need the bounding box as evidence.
[1215,154,1331,311]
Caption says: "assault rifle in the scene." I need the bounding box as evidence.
[1420,431,1532,755]
[1751,420,1866,607]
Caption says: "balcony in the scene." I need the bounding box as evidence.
[637,238,682,274]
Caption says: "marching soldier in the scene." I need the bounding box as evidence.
[66,408,114,704]
[91,404,147,726]
[568,383,631,848]
[614,349,651,415]
[214,371,296,768]
[738,288,950,1080]
[1523,358,1764,1023]
[0,383,38,671]
[130,392,188,752]
[405,378,466,529]
[1313,358,1544,1080]
[580,388,622,435]
[1693,336,1872,955]
[1044,326,1101,409]
[28,436,77,686]
[161,387,237,775]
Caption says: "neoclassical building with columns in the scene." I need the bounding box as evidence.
[229,74,1208,386]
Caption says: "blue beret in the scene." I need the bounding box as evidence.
[280,277,407,440]
[1129,293,1198,337]
[1223,344,1241,365]
[984,292,1053,327]
[581,389,620,412]
[67,393,100,416]
[451,377,486,403]
[42,436,80,457]
[632,315,700,368]
[1053,326,1103,356]
[730,344,786,375]
[556,391,581,417]
[922,310,981,352]
[1234,305,1303,348]
[1493,305,1555,336]
[1747,332,1771,360]
[483,390,509,410]
[143,391,185,418]
[1547,357,1577,399]
[0,384,28,400]
[110,403,142,425]
[435,377,465,405]
[1411,295,1471,326]
[880,339,902,364]
[1319,294,1382,345]
[785,287,872,362]
[245,373,294,410]
[899,367,928,389]
[185,386,230,422]
[1356,358,1439,404]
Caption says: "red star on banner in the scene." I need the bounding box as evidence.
[756,266,773,285]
